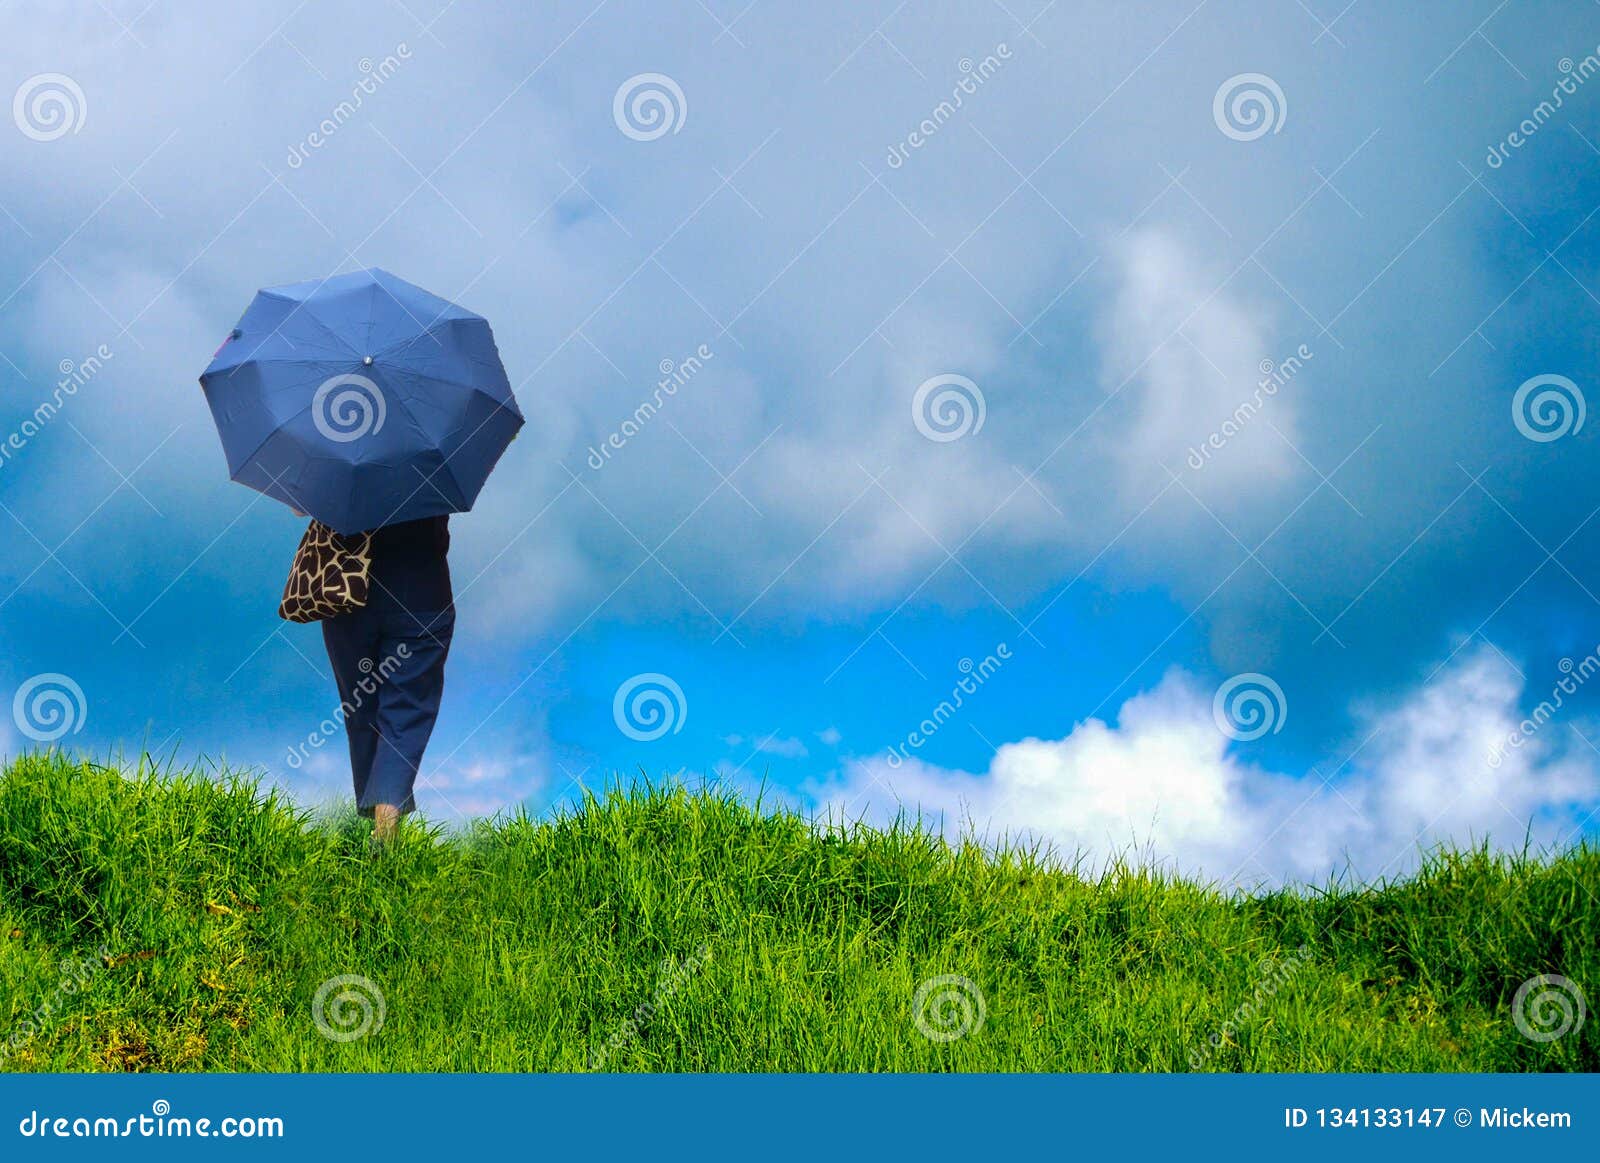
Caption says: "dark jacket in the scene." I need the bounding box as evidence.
[368,515,452,612]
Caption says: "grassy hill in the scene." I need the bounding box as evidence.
[0,752,1594,1072]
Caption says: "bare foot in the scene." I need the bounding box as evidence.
[371,803,401,847]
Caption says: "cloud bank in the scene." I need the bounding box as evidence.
[821,649,1599,886]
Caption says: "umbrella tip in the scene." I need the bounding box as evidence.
[363,355,374,366]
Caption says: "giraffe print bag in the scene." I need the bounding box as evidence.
[278,520,373,623]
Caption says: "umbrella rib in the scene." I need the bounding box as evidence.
[285,294,371,363]
[369,270,456,355]
[212,361,343,482]
[375,318,455,363]
[365,274,379,356]
[382,366,511,505]
[381,357,524,420]
[358,370,524,529]
[249,290,360,363]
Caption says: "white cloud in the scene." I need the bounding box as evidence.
[816,649,1599,886]
[758,733,808,758]
[418,750,549,820]
[1098,228,1299,506]
[727,732,808,759]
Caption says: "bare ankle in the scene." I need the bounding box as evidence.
[371,803,401,843]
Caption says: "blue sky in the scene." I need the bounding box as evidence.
[3,0,1600,883]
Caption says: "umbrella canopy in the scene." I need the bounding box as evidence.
[200,268,524,534]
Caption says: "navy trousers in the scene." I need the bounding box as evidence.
[321,592,454,817]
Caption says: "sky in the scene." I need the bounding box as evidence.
[3,0,1600,885]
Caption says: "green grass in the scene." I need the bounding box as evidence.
[0,751,1594,1072]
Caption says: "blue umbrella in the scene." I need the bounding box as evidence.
[200,268,524,534]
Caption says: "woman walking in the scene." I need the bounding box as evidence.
[199,269,522,841]
[320,515,454,844]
